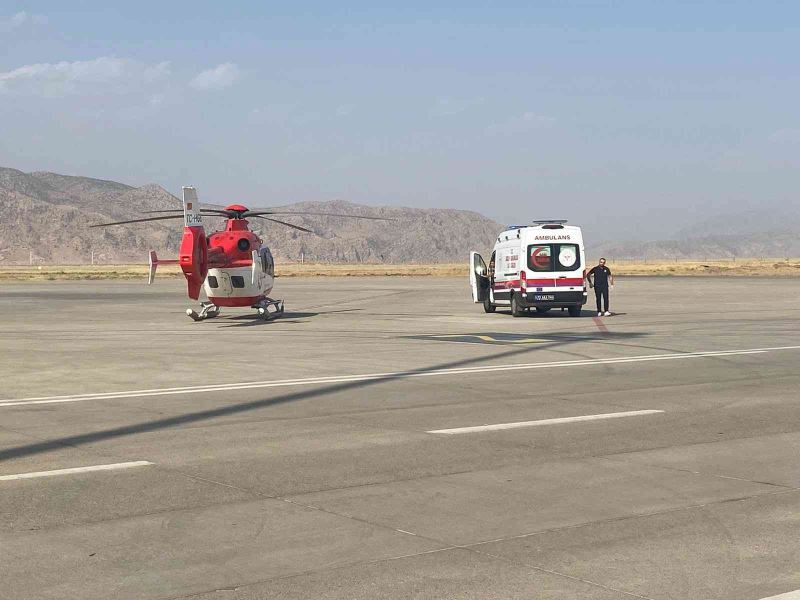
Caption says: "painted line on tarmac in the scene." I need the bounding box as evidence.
[0,461,153,481]
[428,410,664,434]
[1,345,799,409]
[758,590,800,600]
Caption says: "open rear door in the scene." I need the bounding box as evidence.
[469,251,490,303]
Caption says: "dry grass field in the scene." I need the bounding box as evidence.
[607,258,800,277]
[0,263,465,281]
[1,259,798,281]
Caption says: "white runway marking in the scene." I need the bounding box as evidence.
[0,461,153,481]
[1,345,799,409]
[428,410,664,434]
[758,591,800,599]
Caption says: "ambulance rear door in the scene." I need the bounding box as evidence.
[492,241,521,305]
[523,237,585,303]
[469,251,490,303]
[553,242,585,291]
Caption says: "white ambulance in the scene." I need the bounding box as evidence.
[470,220,587,317]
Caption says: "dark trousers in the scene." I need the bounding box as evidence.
[594,286,609,312]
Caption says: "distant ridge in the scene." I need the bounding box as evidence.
[0,167,502,264]
[591,206,800,259]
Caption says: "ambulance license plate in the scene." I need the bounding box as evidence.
[534,294,555,301]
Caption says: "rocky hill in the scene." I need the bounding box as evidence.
[593,234,800,260]
[0,167,502,264]
[592,206,800,260]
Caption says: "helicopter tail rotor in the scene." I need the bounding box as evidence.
[178,187,209,300]
[138,189,208,298]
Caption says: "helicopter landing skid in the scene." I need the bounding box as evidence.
[254,297,284,320]
[186,302,221,322]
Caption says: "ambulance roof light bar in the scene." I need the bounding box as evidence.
[533,219,567,230]
[505,220,568,231]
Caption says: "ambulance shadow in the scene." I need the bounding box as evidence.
[500,309,627,318]
[0,329,657,462]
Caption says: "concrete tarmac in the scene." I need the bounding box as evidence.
[1,276,799,600]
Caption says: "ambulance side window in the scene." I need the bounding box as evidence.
[497,247,521,274]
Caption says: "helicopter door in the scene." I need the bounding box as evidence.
[216,271,233,296]
[470,251,490,303]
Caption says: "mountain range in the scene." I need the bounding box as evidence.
[0,167,502,264]
[593,207,800,260]
[2,166,796,264]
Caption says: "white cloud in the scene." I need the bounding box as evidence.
[768,128,800,144]
[521,112,556,127]
[0,57,171,97]
[0,11,47,32]
[432,96,485,116]
[335,104,355,117]
[190,63,241,91]
[487,111,556,135]
[143,61,171,82]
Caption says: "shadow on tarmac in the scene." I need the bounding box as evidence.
[493,309,627,318]
[219,308,364,328]
[0,331,651,462]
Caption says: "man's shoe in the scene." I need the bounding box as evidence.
[597,312,603,317]
[604,311,611,316]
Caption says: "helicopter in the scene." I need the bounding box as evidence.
[91,186,389,321]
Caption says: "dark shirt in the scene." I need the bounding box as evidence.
[588,265,612,288]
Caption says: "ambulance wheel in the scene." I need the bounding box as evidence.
[483,297,496,313]
[568,305,582,317]
[535,307,551,314]
[510,294,524,317]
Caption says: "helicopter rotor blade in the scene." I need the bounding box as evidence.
[89,214,187,228]
[251,215,318,235]
[142,209,232,216]
[245,210,394,221]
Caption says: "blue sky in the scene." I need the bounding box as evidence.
[1,1,798,240]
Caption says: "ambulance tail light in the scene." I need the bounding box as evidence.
[519,270,527,291]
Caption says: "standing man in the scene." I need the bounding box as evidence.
[587,258,614,316]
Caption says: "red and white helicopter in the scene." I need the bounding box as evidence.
[91,186,388,321]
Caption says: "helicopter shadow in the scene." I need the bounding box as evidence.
[219,308,363,328]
